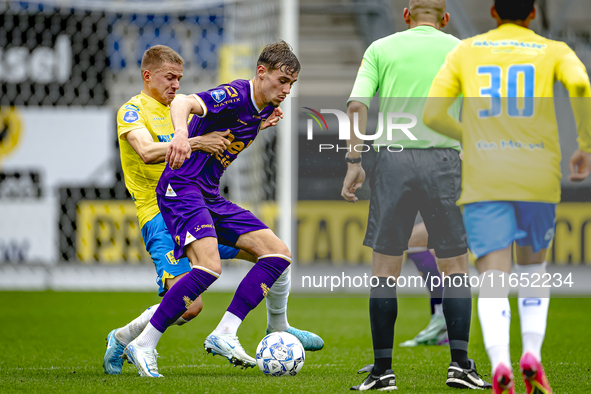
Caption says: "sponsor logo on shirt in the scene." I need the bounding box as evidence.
[165,250,178,265]
[194,224,214,232]
[125,104,140,111]
[225,86,239,98]
[476,139,545,151]
[472,39,547,51]
[214,97,240,108]
[211,89,227,103]
[123,110,139,123]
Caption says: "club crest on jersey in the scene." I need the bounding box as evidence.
[211,89,227,103]
[123,110,139,123]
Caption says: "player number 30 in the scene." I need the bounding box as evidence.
[478,64,535,118]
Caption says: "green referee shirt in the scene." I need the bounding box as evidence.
[348,25,461,151]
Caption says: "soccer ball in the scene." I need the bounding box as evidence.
[256,332,305,376]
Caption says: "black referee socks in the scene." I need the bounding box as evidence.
[442,273,472,369]
[369,277,397,375]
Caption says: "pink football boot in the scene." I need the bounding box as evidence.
[492,363,515,394]
[519,352,552,394]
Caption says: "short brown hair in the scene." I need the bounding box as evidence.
[140,45,184,73]
[257,40,300,76]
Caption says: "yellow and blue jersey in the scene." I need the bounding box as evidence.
[428,24,591,205]
[117,91,176,228]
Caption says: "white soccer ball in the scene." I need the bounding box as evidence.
[256,332,305,376]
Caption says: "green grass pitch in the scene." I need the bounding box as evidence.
[0,291,590,393]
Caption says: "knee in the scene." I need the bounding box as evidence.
[279,245,291,260]
[260,241,291,260]
[437,253,469,275]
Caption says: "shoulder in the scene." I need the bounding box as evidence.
[368,32,401,50]
[458,33,481,49]
[439,30,462,45]
[544,38,574,54]
[198,80,249,113]
[117,95,144,126]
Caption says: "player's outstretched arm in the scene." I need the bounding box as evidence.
[191,130,231,155]
[124,128,231,165]
[125,127,170,164]
[168,95,202,169]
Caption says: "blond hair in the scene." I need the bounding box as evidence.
[140,45,184,73]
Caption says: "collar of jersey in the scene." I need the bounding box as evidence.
[497,23,533,34]
[412,25,438,32]
[248,80,263,113]
[140,91,170,108]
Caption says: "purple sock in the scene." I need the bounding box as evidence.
[227,255,291,320]
[150,267,218,333]
[408,250,442,314]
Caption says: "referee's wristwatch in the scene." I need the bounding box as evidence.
[345,152,362,164]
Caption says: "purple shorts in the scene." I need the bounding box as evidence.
[157,193,268,260]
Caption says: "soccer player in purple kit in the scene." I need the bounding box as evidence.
[123,41,321,377]
[103,45,321,377]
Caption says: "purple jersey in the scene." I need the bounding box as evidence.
[156,79,274,198]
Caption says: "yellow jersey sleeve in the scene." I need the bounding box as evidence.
[117,103,148,138]
[117,94,172,227]
[554,43,591,152]
[555,42,591,97]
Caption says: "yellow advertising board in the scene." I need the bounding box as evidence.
[218,44,258,85]
[247,201,373,265]
[76,200,150,263]
[552,202,591,265]
[74,200,591,265]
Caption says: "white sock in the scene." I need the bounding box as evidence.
[213,312,243,335]
[134,322,163,349]
[434,303,444,317]
[174,316,189,326]
[266,266,291,332]
[115,304,159,346]
[517,262,550,362]
[478,270,511,374]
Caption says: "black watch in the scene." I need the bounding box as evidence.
[345,152,362,164]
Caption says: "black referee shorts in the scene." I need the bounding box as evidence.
[363,148,467,258]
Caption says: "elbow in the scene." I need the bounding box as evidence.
[572,82,591,98]
[138,151,157,164]
[347,101,367,116]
